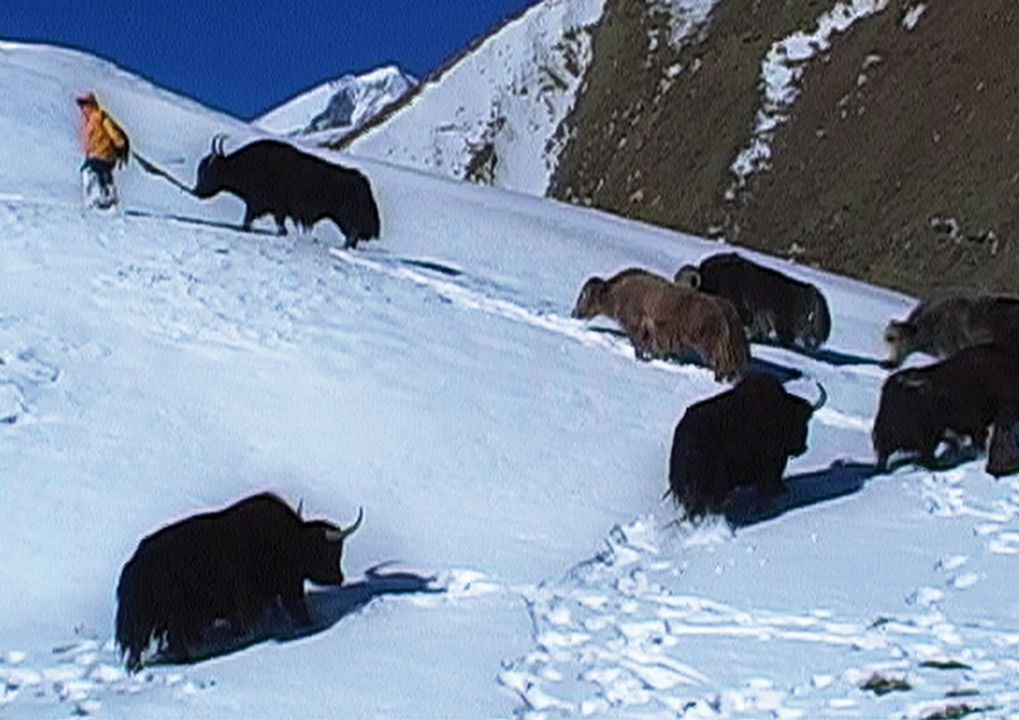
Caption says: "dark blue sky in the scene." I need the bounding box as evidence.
[1,1,534,120]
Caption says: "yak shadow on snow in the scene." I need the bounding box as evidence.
[124,209,280,237]
[398,258,464,277]
[753,339,885,368]
[586,326,629,340]
[126,208,467,277]
[724,460,879,528]
[584,327,802,381]
[144,565,440,670]
[802,346,885,367]
[881,444,982,474]
[301,565,443,635]
[748,357,802,382]
[589,324,881,369]
[726,446,987,528]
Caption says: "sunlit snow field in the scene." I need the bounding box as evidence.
[1,41,1018,719]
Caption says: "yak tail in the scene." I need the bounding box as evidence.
[811,286,833,347]
[115,564,146,671]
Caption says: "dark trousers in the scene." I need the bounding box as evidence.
[81,157,115,187]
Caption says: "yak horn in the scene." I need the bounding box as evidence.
[210,133,228,156]
[674,265,701,289]
[811,381,828,411]
[899,375,929,389]
[325,507,364,542]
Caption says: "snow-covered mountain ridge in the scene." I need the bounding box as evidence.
[1,39,1018,720]
[340,0,605,196]
[256,65,415,143]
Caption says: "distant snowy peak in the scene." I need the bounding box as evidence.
[343,0,607,197]
[256,65,416,141]
[306,67,416,134]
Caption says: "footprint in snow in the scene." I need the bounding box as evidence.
[0,383,26,424]
[988,531,1019,555]
[949,572,981,590]
[936,554,969,572]
[0,640,216,716]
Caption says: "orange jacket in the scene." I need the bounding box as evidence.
[79,102,128,164]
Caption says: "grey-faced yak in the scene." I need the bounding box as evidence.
[116,492,363,672]
[572,268,750,381]
[882,288,1019,368]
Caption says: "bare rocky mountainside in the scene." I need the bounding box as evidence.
[552,0,1019,296]
[339,0,1019,297]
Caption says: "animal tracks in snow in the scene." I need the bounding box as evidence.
[0,639,217,718]
[0,571,469,718]
[6,193,879,435]
[0,382,26,424]
[498,515,1019,718]
[921,472,1019,557]
[0,340,61,427]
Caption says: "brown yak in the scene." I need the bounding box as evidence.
[572,268,750,381]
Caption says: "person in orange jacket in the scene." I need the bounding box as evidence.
[77,92,130,209]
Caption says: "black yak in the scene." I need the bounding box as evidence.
[872,344,1019,470]
[668,372,827,518]
[193,136,380,248]
[882,288,1019,368]
[674,252,832,351]
[572,268,750,381]
[115,492,363,672]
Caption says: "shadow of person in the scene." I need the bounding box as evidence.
[724,460,879,528]
[146,565,440,669]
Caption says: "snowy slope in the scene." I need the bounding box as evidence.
[255,65,415,142]
[2,40,1019,720]
[346,0,605,196]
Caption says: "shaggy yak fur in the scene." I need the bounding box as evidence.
[882,288,1019,368]
[667,372,826,518]
[987,415,1019,478]
[572,268,750,381]
[193,137,380,248]
[872,343,1019,470]
[674,252,832,351]
[115,492,363,672]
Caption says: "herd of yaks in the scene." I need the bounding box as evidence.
[113,135,1019,672]
[571,252,1019,519]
